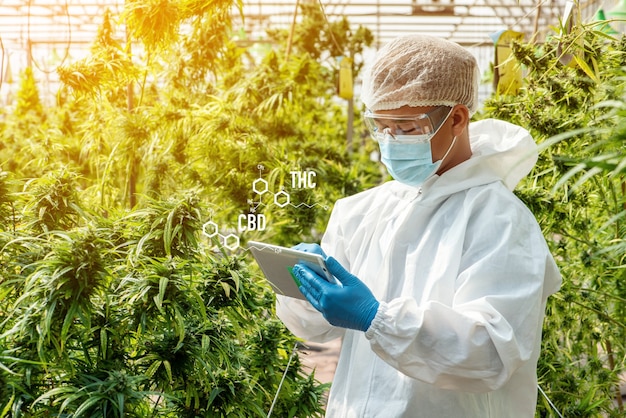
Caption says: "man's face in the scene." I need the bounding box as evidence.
[373,105,455,163]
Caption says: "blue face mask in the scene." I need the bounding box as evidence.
[379,134,457,187]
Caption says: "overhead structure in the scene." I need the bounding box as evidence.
[0,0,125,103]
[0,0,124,71]
[238,0,574,47]
[0,0,613,103]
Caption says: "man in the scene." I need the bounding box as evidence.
[276,35,561,417]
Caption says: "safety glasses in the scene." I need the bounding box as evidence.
[364,106,452,143]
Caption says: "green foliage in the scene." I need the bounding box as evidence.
[14,67,44,121]
[58,9,139,99]
[0,0,378,416]
[0,171,15,228]
[22,169,83,232]
[0,179,327,416]
[480,16,626,417]
[7,0,626,415]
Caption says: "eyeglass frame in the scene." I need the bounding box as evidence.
[364,106,453,143]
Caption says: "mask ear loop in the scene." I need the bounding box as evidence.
[436,135,458,164]
[431,107,457,164]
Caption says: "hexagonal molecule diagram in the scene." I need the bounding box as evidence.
[202,221,219,238]
[273,190,290,208]
[248,164,328,212]
[202,165,328,251]
[252,178,269,195]
[202,220,241,250]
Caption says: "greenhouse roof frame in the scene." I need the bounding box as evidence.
[0,0,610,102]
[237,0,572,47]
[0,0,603,52]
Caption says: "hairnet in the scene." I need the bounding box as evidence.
[361,35,480,114]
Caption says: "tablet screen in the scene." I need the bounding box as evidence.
[248,241,333,300]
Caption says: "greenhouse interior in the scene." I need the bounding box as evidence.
[1,0,625,416]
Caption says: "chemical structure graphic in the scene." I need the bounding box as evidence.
[247,164,329,214]
[202,219,241,251]
[201,164,328,251]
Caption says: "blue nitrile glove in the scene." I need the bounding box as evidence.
[292,242,327,258]
[293,256,379,332]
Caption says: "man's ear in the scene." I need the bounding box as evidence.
[450,105,470,137]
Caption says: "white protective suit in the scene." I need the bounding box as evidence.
[276,119,562,418]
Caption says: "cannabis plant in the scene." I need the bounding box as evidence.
[0,176,327,417]
[0,1,384,416]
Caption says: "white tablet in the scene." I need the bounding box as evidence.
[248,241,333,300]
